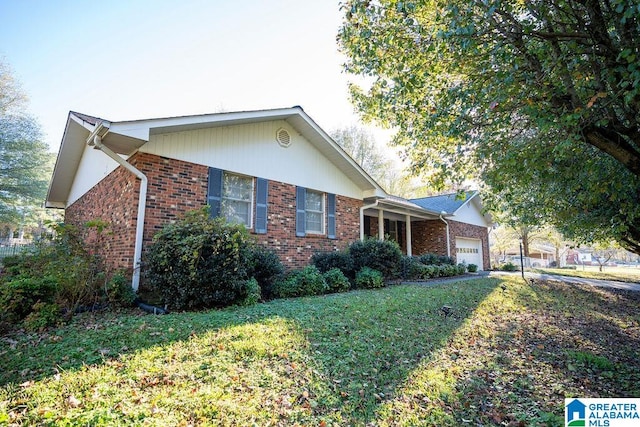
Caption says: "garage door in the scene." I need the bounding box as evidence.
[455,238,483,270]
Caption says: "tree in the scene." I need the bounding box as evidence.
[338,0,640,253]
[332,125,388,179]
[332,125,415,196]
[0,59,53,237]
[0,59,27,116]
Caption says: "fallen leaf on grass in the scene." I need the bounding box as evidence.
[66,395,82,408]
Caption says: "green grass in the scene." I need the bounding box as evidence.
[1,277,639,426]
[532,266,640,283]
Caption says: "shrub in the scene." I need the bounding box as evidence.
[0,276,57,323]
[438,255,455,265]
[419,253,439,265]
[143,208,254,310]
[501,262,518,272]
[399,256,423,280]
[323,268,351,293]
[355,267,384,289]
[240,278,261,306]
[311,251,355,279]
[421,264,437,279]
[467,263,478,273]
[272,265,327,298]
[348,238,402,279]
[0,222,108,315]
[419,253,454,266]
[105,272,137,306]
[247,245,284,300]
[23,302,61,332]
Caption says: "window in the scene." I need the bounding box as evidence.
[296,187,336,238]
[305,190,324,234]
[221,173,253,227]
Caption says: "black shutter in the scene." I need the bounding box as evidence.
[327,193,336,239]
[296,186,306,237]
[207,168,223,218]
[255,178,268,234]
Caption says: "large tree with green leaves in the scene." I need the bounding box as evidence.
[338,0,640,253]
[0,59,52,236]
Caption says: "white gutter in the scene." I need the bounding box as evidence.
[87,124,147,292]
[439,211,451,257]
[359,200,380,240]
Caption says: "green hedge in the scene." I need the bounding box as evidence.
[143,208,256,310]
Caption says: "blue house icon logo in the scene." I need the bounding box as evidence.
[566,399,587,426]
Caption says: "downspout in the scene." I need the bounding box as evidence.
[439,211,451,258]
[360,200,379,241]
[87,127,147,292]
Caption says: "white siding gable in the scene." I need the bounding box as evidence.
[141,120,364,199]
[67,144,121,206]
[452,200,490,227]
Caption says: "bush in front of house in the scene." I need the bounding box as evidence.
[0,221,113,329]
[419,253,455,266]
[246,245,284,300]
[467,263,478,273]
[348,238,402,279]
[399,256,423,280]
[0,276,58,324]
[323,268,351,293]
[143,208,255,310]
[271,265,327,298]
[355,267,385,289]
[240,278,261,306]
[311,251,355,280]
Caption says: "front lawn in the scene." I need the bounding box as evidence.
[1,277,639,426]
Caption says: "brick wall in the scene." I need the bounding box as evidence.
[132,153,209,246]
[66,152,362,273]
[411,220,449,257]
[255,181,360,268]
[65,159,139,274]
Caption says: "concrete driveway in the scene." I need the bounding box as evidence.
[489,270,640,292]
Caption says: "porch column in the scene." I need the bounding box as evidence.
[405,214,412,256]
[378,208,384,240]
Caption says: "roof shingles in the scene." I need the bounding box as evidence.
[410,191,476,215]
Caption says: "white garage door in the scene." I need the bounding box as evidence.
[455,238,483,270]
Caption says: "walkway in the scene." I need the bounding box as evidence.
[489,271,640,292]
[400,271,640,292]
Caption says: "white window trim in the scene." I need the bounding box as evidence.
[222,172,254,228]
[305,189,325,235]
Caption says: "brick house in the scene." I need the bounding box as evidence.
[46,107,492,291]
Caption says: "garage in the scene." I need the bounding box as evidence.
[455,237,483,270]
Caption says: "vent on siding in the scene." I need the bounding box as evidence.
[276,128,291,147]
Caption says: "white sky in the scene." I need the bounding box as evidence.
[0,0,393,152]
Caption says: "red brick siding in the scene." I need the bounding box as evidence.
[65,160,138,274]
[449,220,490,270]
[254,181,360,268]
[66,152,362,273]
[410,220,449,257]
[131,153,209,246]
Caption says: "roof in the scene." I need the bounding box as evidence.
[410,191,477,215]
[69,111,103,126]
[46,107,387,208]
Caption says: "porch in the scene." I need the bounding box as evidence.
[360,197,449,257]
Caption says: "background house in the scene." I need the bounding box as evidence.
[46,107,492,290]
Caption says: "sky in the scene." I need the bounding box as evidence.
[0,0,391,152]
